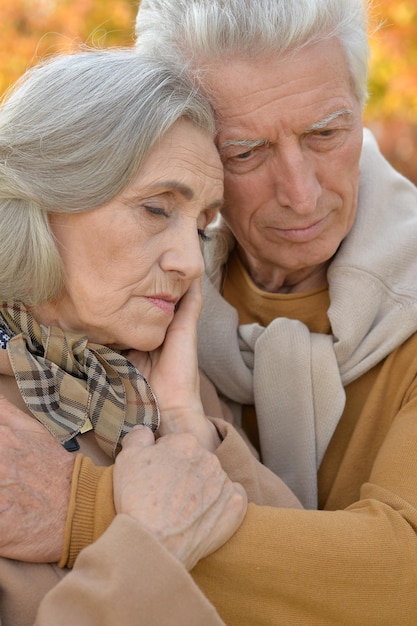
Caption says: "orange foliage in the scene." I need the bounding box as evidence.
[0,0,137,94]
[365,0,417,183]
[0,0,416,183]
[367,0,417,122]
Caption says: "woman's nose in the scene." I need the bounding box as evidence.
[160,226,205,279]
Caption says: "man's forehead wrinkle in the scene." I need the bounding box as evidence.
[213,81,280,118]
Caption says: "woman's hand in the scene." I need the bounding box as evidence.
[113,426,247,571]
[125,279,221,451]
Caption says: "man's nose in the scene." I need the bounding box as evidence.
[273,146,321,215]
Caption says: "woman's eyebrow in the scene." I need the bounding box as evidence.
[147,180,224,211]
[148,180,194,199]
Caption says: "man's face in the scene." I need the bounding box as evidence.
[205,38,363,291]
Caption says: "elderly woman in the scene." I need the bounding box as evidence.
[0,47,238,624]
[0,48,299,625]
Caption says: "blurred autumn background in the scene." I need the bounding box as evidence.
[0,0,416,185]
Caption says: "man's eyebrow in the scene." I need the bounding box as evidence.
[218,110,353,151]
[305,108,353,132]
[219,138,269,151]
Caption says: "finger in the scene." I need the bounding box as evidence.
[185,277,203,314]
[120,425,155,451]
[173,278,203,325]
[186,276,203,301]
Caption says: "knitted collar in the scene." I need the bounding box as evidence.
[0,301,159,457]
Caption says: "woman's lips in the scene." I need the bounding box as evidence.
[147,296,177,315]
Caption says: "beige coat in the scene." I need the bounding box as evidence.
[0,363,299,626]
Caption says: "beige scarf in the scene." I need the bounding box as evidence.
[198,129,417,508]
[0,302,159,457]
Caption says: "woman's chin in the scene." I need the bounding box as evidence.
[112,332,167,354]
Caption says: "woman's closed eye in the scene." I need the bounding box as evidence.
[144,203,212,242]
[144,205,169,217]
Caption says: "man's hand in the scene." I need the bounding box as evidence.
[0,395,75,563]
[114,426,247,570]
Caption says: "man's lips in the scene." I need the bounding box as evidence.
[270,214,329,243]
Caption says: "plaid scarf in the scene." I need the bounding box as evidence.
[0,301,160,457]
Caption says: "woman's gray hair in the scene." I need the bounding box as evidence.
[0,48,215,304]
[135,0,375,106]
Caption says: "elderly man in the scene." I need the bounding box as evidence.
[2,0,417,624]
[133,0,417,623]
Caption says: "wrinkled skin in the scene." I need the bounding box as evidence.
[0,395,74,562]
[113,426,247,570]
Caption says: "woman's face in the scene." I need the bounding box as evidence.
[41,119,224,351]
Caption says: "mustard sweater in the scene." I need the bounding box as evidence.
[192,251,417,624]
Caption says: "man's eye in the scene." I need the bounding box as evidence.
[236,149,254,160]
[318,129,335,137]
